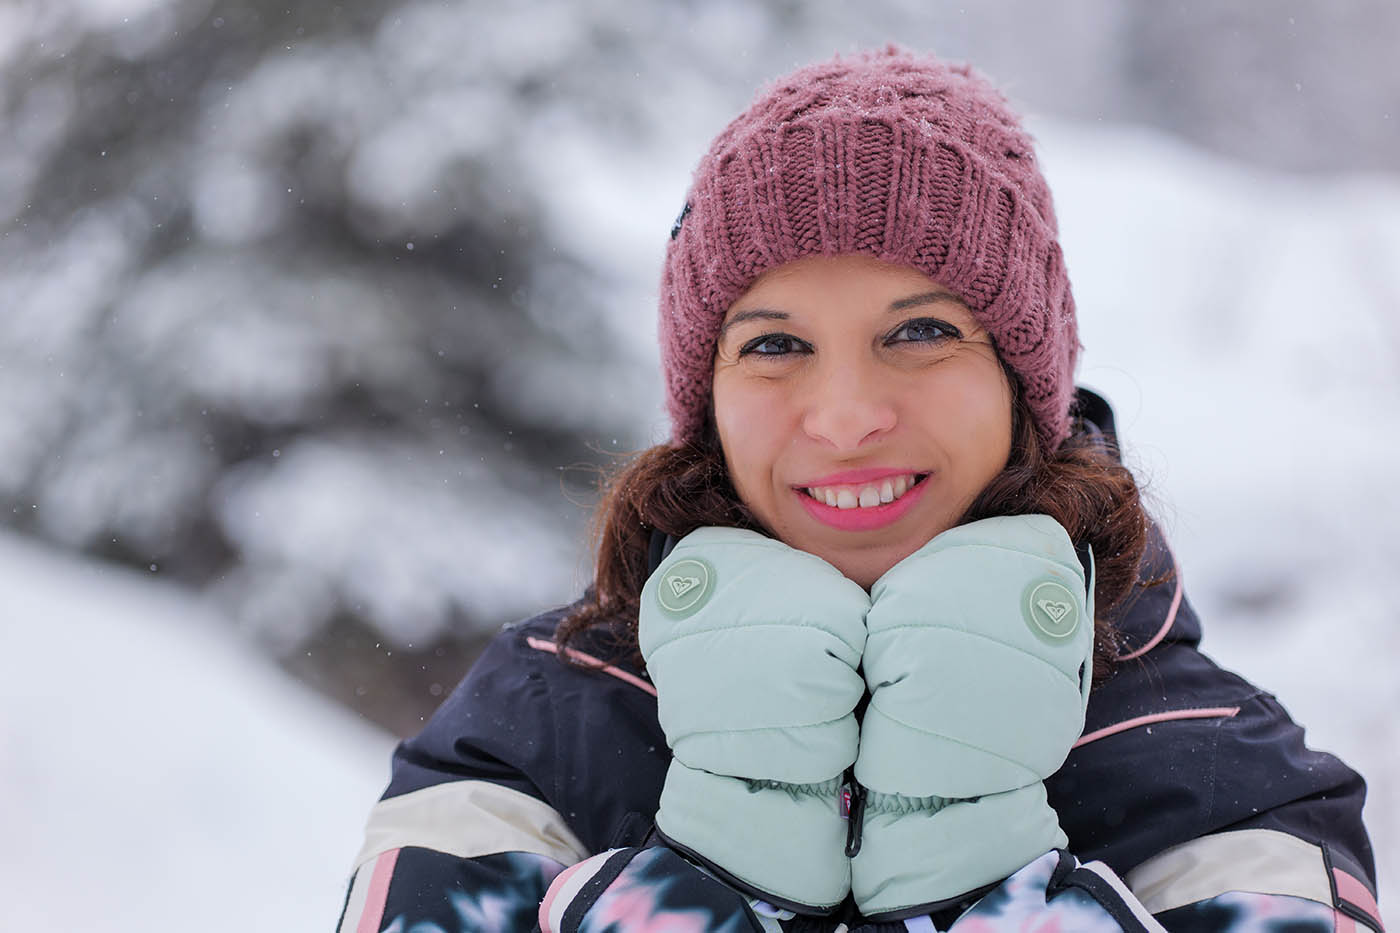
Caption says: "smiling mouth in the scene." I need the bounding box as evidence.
[802,473,930,510]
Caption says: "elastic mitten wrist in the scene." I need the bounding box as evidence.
[639,527,870,912]
[852,514,1094,918]
[655,761,850,912]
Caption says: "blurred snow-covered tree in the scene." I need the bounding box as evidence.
[0,0,686,732]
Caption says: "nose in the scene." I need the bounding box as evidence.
[800,364,898,451]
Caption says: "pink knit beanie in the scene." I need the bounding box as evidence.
[660,47,1079,452]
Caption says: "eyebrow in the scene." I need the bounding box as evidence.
[888,289,967,312]
[718,289,968,339]
[718,308,789,340]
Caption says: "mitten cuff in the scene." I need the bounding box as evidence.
[656,759,850,913]
[852,782,1066,918]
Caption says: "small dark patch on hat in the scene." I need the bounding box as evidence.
[670,201,692,240]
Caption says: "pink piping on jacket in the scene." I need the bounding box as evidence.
[523,581,1243,757]
[357,848,400,933]
[1073,707,1241,749]
[1115,560,1184,661]
[526,636,658,697]
[1334,867,1386,931]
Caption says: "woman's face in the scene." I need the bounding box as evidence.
[712,254,1013,589]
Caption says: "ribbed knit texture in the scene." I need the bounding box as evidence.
[660,46,1079,452]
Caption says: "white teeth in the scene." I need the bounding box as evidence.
[807,474,923,510]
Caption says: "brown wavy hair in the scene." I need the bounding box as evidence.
[558,367,1150,683]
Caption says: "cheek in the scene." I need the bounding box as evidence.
[711,375,778,497]
[972,381,1014,476]
[924,364,1013,477]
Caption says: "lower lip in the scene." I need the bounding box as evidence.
[795,477,930,532]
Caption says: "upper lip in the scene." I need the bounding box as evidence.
[794,467,927,487]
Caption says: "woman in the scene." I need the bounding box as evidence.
[337,49,1382,932]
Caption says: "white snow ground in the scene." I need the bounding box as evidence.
[0,529,395,932]
[1,119,1395,929]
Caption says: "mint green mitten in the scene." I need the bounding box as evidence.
[852,514,1094,918]
[639,527,870,912]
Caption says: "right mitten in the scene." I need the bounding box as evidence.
[852,513,1095,919]
[639,526,870,913]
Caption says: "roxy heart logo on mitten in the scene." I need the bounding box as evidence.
[656,558,714,618]
[670,576,700,598]
[1025,580,1079,641]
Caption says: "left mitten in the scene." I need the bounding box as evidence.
[639,526,871,913]
[852,514,1094,918]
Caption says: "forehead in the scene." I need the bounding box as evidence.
[724,255,978,327]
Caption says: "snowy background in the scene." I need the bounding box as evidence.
[1,1,1397,929]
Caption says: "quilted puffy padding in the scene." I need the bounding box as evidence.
[639,526,870,909]
[640,527,869,785]
[858,514,1093,799]
[852,514,1094,916]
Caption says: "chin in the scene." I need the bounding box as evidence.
[813,538,925,591]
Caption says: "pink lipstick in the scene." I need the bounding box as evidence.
[795,472,930,532]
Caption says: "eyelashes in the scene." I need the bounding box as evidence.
[886,318,962,344]
[735,317,963,358]
[738,333,812,357]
